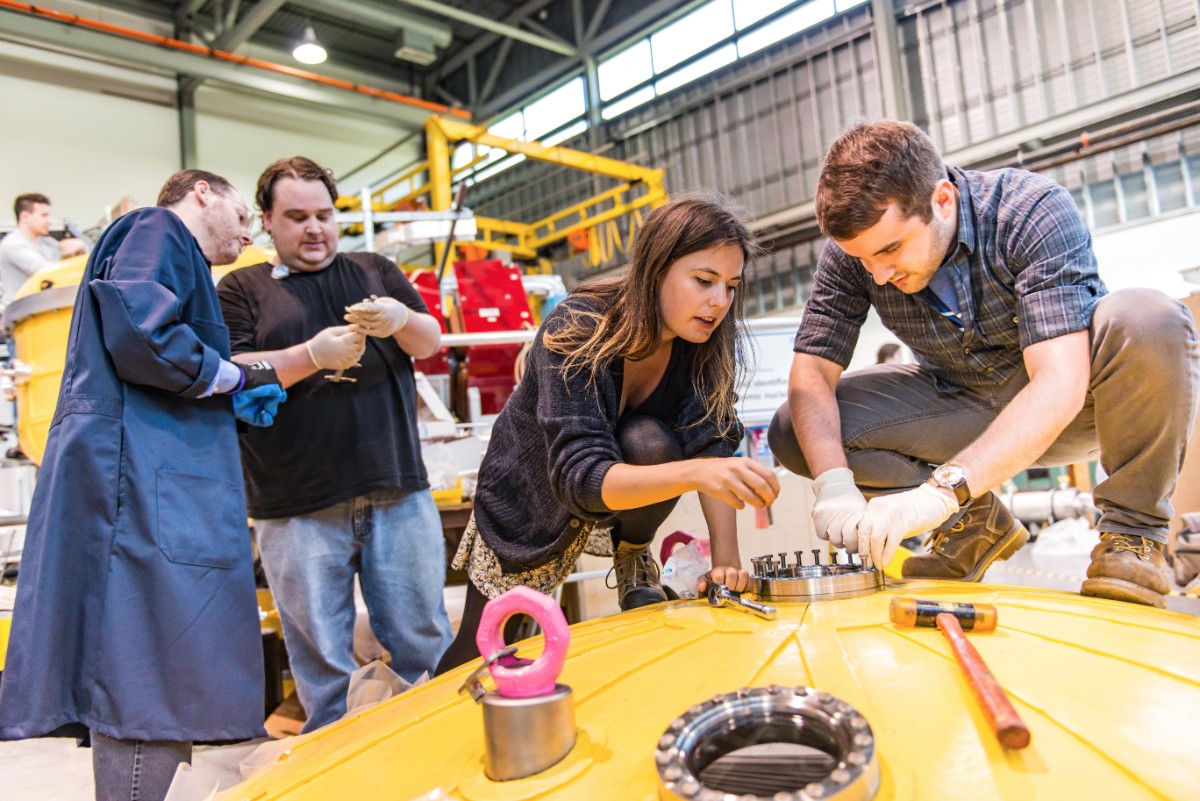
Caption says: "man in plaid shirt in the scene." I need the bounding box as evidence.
[768,120,1200,608]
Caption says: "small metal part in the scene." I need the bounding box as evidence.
[458,645,519,702]
[777,552,788,569]
[325,367,358,383]
[749,550,884,602]
[707,582,777,620]
[832,551,840,565]
[482,684,575,781]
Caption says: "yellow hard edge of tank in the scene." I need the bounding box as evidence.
[218,580,1200,801]
[7,246,274,465]
[0,613,9,672]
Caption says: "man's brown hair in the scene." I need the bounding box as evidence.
[255,157,338,213]
[14,193,50,220]
[815,120,946,240]
[156,170,236,207]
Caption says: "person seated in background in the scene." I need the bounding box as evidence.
[0,193,87,311]
[768,120,1200,608]
[436,193,780,674]
[217,156,453,733]
[0,170,285,801]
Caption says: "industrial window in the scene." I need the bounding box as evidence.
[523,78,587,142]
[598,40,654,101]
[650,1,733,74]
[597,0,868,122]
[655,45,738,95]
[456,79,587,183]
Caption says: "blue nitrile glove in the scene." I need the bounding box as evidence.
[226,361,286,427]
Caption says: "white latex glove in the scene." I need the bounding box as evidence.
[811,467,869,552]
[306,325,366,371]
[861,483,959,568]
[345,296,409,338]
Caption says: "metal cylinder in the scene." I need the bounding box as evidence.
[481,683,576,781]
[1005,487,1096,525]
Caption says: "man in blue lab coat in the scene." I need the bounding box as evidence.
[0,169,285,801]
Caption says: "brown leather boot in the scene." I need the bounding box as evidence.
[1081,533,1170,609]
[901,492,1029,581]
[608,540,669,611]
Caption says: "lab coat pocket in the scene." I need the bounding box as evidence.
[156,467,242,568]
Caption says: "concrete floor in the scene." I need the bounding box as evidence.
[2,472,1197,800]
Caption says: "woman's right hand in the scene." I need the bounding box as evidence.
[686,457,779,509]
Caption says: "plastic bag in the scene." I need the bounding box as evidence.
[661,540,710,599]
[1029,517,1098,558]
[1168,512,1200,586]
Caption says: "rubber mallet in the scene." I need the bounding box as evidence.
[889,597,1030,749]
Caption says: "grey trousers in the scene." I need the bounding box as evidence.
[767,289,1200,543]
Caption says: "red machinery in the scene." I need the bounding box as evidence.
[407,270,452,379]
[452,259,533,416]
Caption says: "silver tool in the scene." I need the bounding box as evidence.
[707,582,777,620]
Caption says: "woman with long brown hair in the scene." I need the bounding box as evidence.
[436,193,779,673]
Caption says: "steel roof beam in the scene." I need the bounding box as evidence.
[181,0,286,94]
[0,7,436,126]
[286,0,453,48]
[435,0,562,77]
[394,0,574,56]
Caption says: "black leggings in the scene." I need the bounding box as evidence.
[435,416,681,674]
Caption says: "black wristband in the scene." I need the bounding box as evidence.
[236,360,280,392]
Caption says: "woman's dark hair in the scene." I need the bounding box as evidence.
[543,192,761,434]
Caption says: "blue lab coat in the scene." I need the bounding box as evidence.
[0,207,265,742]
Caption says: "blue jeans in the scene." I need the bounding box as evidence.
[91,732,191,801]
[256,487,452,733]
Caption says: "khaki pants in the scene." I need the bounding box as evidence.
[768,289,1200,543]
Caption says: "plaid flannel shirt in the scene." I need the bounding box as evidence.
[795,167,1107,392]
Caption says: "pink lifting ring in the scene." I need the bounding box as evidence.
[476,585,570,698]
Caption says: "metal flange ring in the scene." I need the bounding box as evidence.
[656,685,879,801]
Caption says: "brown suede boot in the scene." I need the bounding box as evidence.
[901,492,1029,582]
[608,540,669,611]
[1080,533,1170,609]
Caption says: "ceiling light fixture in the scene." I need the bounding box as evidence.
[293,25,327,65]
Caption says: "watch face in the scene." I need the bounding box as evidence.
[935,463,966,487]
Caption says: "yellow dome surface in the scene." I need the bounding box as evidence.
[220,580,1200,801]
[4,246,273,464]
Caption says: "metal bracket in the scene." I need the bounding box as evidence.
[458,644,519,703]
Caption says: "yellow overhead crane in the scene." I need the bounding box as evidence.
[338,115,668,271]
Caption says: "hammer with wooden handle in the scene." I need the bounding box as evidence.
[889,597,1030,749]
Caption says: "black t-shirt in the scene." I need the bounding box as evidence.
[217,252,430,519]
[617,338,692,424]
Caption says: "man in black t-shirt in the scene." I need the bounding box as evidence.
[217,157,452,732]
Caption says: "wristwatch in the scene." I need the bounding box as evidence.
[930,462,972,507]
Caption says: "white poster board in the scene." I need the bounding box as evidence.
[738,318,802,428]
